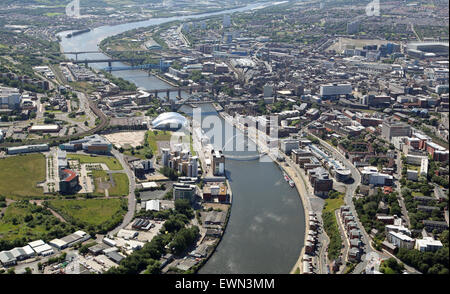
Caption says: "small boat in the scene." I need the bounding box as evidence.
[283,172,290,182]
[289,180,295,188]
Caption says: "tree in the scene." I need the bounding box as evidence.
[170,226,200,255]
[175,199,193,218]
[143,259,161,274]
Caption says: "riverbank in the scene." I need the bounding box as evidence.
[186,115,234,274]
[218,111,310,274]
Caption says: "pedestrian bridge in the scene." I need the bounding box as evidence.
[223,152,267,161]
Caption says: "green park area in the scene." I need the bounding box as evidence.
[46,198,127,233]
[0,154,46,198]
[322,191,345,261]
[0,201,74,250]
[68,154,123,170]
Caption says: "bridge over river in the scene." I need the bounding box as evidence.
[223,152,268,161]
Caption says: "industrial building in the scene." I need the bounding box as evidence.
[59,134,112,154]
[202,182,228,202]
[145,199,160,211]
[49,231,90,250]
[29,124,60,133]
[7,144,49,155]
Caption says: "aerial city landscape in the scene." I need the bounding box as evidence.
[0,0,448,276]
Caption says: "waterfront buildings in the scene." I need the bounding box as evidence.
[161,146,199,178]
[308,167,333,197]
[173,183,197,203]
[152,112,188,130]
[280,139,299,155]
[212,149,225,176]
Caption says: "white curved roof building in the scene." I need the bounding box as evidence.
[151,112,188,130]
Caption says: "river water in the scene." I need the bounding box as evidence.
[59,1,305,274]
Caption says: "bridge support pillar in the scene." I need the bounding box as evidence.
[189,87,193,95]
[154,90,158,98]
[178,88,181,98]
[108,61,112,67]
[166,90,170,100]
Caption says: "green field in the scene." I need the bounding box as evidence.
[91,170,129,197]
[323,194,345,214]
[91,170,109,196]
[147,130,172,151]
[0,154,46,197]
[124,130,172,159]
[47,198,127,229]
[109,173,129,196]
[0,201,74,246]
[68,154,123,170]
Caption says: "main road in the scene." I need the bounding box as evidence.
[108,149,137,236]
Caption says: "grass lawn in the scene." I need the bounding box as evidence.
[109,173,129,196]
[47,198,127,228]
[412,191,425,197]
[406,164,420,171]
[68,154,123,170]
[0,154,46,197]
[91,171,129,196]
[323,193,345,214]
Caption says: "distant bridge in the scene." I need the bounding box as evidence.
[72,58,146,67]
[103,60,171,72]
[62,50,158,61]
